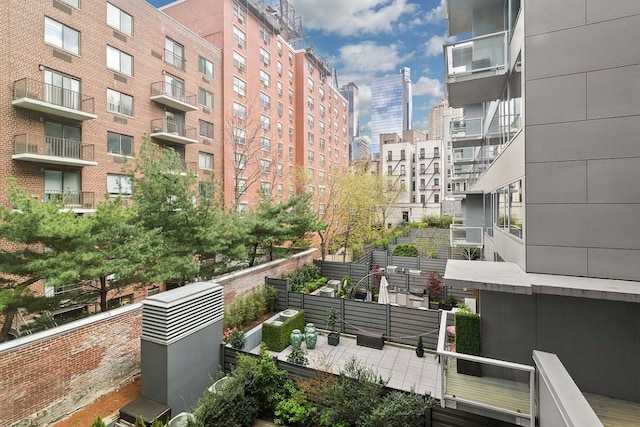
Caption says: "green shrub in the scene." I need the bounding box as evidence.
[90,417,107,427]
[134,415,145,427]
[286,347,309,366]
[274,381,317,426]
[223,327,247,350]
[425,215,453,229]
[365,390,431,427]
[285,264,322,292]
[262,309,305,352]
[192,373,258,427]
[392,244,419,257]
[455,311,481,356]
[150,419,164,427]
[223,286,279,330]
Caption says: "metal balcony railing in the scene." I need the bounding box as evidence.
[445,31,508,78]
[150,119,197,142]
[44,191,95,209]
[150,81,197,110]
[12,78,95,117]
[13,134,95,161]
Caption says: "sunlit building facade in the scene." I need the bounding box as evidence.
[369,67,412,154]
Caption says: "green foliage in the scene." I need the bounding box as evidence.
[274,381,317,426]
[262,309,305,352]
[150,419,164,427]
[425,271,443,302]
[134,415,146,427]
[373,237,392,249]
[455,311,481,356]
[320,357,388,427]
[286,347,309,366]
[192,374,257,427]
[223,327,247,350]
[325,307,339,332]
[425,215,453,229]
[365,390,431,427]
[409,221,427,229]
[391,244,419,257]
[284,264,321,293]
[90,417,107,427]
[223,286,278,330]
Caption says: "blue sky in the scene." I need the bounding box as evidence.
[147,0,451,139]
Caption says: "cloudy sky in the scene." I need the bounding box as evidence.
[148,0,451,139]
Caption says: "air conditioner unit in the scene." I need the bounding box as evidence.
[386,266,398,273]
[319,287,335,298]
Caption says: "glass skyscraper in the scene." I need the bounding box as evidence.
[370,67,412,153]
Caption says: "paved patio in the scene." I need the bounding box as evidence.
[254,332,442,399]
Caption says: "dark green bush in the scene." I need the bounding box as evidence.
[90,417,107,427]
[365,390,431,427]
[192,372,258,427]
[262,309,305,352]
[425,215,453,229]
[392,244,419,257]
[455,311,481,356]
[223,285,279,330]
[285,264,322,292]
[274,381,317,426]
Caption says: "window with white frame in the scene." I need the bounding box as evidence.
[307,78,314,92]
[60,0,80,8]
[199,152,213,170]
[259,47,270,66]
[319,121,325,133]
[107,174,132,195]
[261,181,272,195]
[288,108,294,122]
[260,114,270,131]
[233,0,246,21]
[288,127,294,141]
[233,127,246,145]
[307,149,314,162]
[259,70,270,87]
[288,70,294,83]
[277,102,283,116]
[107,3,132,36]
[277,163,283,176]
[288,89,294,103]
[44,17,80,55]
[235,153,247,169]
[233,102,246,120]
[319,171,325,183]
[277,183,283,196]
[277,122,283,136]
[261,137,271,152]
[319,138,325,149]
[233,26,246,48]
[236,178,247,194]
[233,51,246,71]
[165,37,184,69]
[319,105,325,116]
[43,69,80,109]
[107,131,133,156]
[319,153,325,166]
[199,120,213,139]
[307,168,314,179]
[307,114,314,128]
[260,159,271,173]
[198,88,213,108]
[277,142,283,156]
[199,56,213,78]
[277,81,283,96]
[277,61,283,76]
[307,95,314,110]
[260,26,270,43]
[260,92,271,109]
[307,131,314,145]
[288,146,294,159]
[107,88,133,116]
[233,77,246,97]
[318,87,325,100]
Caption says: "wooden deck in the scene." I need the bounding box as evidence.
[585,393,640,427]
[444,359,531,415]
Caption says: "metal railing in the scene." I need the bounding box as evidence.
[451,117,483,140]
[437,310,535,426]
[445,31,508,77]
[13,78,95,114]
[150,119,197,140]
[449,224,484,247]
[13,134,95,161]
[44,191,95,209]
[150,81,197,107]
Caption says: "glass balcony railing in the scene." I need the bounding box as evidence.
[449,224,484,247]
[451,117,483,140]
[445,31,508,78]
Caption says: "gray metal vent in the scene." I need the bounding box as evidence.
[142,282,223,345]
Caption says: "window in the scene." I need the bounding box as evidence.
[233,0,246,21]
[199,152,213,170]
[261,137,271,152]
[200,181,213,199]
[261,181,272,195]
[319,138,325,149]
[288,108,294,123]
[107,88,133,116]
[260,114,270,131]
[233,127,246,145]
[107,131,133,156]
[307,150,314,162]
[44,17,80,55]
[277,40,282,55]
[420,194,426,204]
[260,26,270,43]
[106,3,133,36]
[165,37,184,69]
[277,102,283,116]
[259,70,270,87]
[277,61,283,76]
[277,183,283,196]
[164,74,184,99]
[387,151,392,161]
[233,77,246,97]
[277,81,283,96]
[235,153,247,169]
[434,147,440,157]
[288,70,294,83]
[288,146,294,159]
[233,102,246,120]
[198,88,213,108]
[45,122,80,157]
[107,174,132,195]
[199,120,213,139]
[319,105,325,116]
[288,127,294,141]
[260,92,270,109]
[307,78,314,92]
[277,122,283,136]
[260,159,271,173]
[288,89,294,103]
[319,171,325,183]
[277,142,283,156]
[434,178,440,186]
[233,26,246,47]
[419,148,425,158]
[233,51,246,71]
[236,178,247,194]
[61,0,79,8]
[319,121,325,133]
[307,132,314,145]
[434,194,440,203]
[307,114,314,128]
[199,56,213,78]
[307,96,314,110]
[259,47,270,66]
[319,153,325,166]
[43,69,80,109]
[434,162,440,173]
[106,45,133,76]
[319,87,325,100]
[400,165,405,174]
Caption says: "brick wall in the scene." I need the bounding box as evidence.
[0,249,317,426]
[0,304,142,427]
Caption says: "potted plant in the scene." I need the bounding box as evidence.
[415,336,424,358]
[325,307,340,346]
[426,271,442,310]
[440,293,457,311]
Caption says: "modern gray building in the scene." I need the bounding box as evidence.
[369,67,412,154]
[443,0,640,424]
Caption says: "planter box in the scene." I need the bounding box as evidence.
[327,332,340,346]
[356,333,384,350]
[457,359,482,377]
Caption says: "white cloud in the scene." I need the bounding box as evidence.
[339,42,405,74]
[424,33,455,57]
[413,76,443,98]
[423,0,446,24]
[288,0,418,36]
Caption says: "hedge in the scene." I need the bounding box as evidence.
[391,244,419,257]
[262,309,305,352]
[454,311,481,356]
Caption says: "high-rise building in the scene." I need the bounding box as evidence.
[428,97,462,141]
[161,0,350,211]
[339,82,360,163]
[369,67,412,154]
[443,0,640,423]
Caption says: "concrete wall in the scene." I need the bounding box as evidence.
[525,0,640,280]
[481,290,640,402]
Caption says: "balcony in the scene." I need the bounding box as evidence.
[150,82,197,112]
[12,78,97,121]
[449,224,484,248]
[451,117,483,148]
[12,134,97,167]
[150,119,197,145]
[45,191,95,210]
[444,31,508,107]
